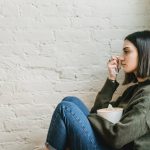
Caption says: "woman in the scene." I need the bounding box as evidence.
[44,30,150,150]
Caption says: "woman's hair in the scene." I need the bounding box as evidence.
[123,30,150,85]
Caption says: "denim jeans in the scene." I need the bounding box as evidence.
[46,96,113,150]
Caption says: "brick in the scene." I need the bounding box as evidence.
[55,29,91,42]
[71,17,111,29]
[0,106,16,119]
[111,15,150,29]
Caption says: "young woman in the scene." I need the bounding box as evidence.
[44,30,150,150]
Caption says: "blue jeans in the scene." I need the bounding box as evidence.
[46,96,112,150]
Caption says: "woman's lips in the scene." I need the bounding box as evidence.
[121,64,126,67]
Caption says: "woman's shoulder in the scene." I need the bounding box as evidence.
[127,79,150,96]
[125,81,150,105]
[132,83,150,106]
[138,81,150,96]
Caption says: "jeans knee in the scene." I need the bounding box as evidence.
[56,100,71,111]
[62,96,81,103]
[55,101,76,117]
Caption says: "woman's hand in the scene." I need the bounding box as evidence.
[107,56,121,81]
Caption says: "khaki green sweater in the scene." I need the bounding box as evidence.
[88,79,150,150]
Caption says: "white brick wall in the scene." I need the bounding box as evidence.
[0,0,150,149]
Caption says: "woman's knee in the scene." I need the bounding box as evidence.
[62,96,81,103]
[55,100,81,120]
[56,100,75,112]
[62,96,89,116]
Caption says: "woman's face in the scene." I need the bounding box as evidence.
[119,40,138,73]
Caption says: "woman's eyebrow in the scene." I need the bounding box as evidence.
[123,47,130,51]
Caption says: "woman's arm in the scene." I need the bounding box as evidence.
[90,78,119,113]
[91,56,121,113]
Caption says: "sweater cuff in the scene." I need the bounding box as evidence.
[100,78,119,95]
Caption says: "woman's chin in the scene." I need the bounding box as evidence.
[123,69,132,73]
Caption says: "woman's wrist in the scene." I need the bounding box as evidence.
[108,76,116,81]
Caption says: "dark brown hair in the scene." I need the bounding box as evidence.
[123,30,150,85]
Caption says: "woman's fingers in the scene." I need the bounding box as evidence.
[107,56,121,80]
[108,60,118,65]
[108,56,121,68]
[108,56,118,63]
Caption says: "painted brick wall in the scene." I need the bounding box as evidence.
[0,0,150,149]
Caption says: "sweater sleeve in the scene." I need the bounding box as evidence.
[90,78,119,113]
[88,97,149,149]
[146,108,150,129]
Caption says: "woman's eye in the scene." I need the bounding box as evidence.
[124,50,129,54]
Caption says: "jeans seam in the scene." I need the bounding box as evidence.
[50,110,60,130]
[46,110,61,148]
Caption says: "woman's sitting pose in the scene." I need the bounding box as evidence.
[44,30,150,150]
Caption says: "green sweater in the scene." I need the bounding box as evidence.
[88,79,150,150]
